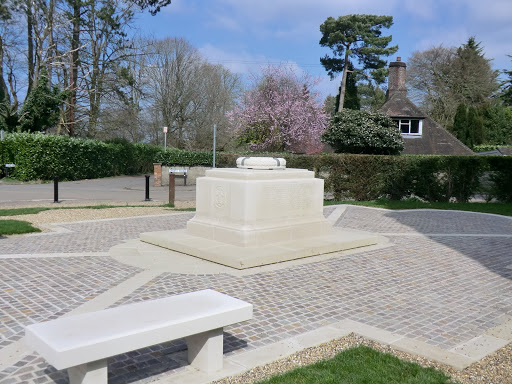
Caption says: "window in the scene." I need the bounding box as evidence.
[394,119,423,136]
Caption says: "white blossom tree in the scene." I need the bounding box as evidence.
[228,65,328,154]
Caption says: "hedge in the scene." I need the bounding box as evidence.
[0,133,161,181]
[216,153,512,203]
[2,133,511,203]
[155,149,213,167]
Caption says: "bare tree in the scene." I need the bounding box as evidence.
[188,62,241,149]
[407,45,457,128]
[140,37,241,149]
[407,40,499,128]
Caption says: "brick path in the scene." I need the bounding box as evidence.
[0,206,511,383]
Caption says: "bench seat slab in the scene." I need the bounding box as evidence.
[25,290,252,372]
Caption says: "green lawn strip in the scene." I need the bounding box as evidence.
[0,207,52,216]
[325,200,512,217]
[0,203,180,217]
[0,219,41,235]
[256,346,457,384]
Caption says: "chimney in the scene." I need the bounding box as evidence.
[387,57,407,100]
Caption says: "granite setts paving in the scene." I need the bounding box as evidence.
[1,206,511,383]
[0,214,192,255]
[0,258,141,350]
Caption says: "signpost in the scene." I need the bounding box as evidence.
[213,124,216,168]
[163,126,168,152]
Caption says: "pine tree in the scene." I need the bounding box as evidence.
[19,68,65,132]
[343,62,360,110]
[451,103,468,140]
[502,55,512,106]
[320,14,397,112]
[467,106,484,146]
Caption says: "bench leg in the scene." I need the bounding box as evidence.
[68,359,108,384]
[186,327,223,372]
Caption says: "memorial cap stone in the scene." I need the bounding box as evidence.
[236,156,286,170]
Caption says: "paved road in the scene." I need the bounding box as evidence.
[0,206,511,383]
[0,175,196,206]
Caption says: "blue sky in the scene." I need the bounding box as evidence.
[134,0,512,99]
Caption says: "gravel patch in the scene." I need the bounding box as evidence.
[3,201,195,231]
[213,334,512,384]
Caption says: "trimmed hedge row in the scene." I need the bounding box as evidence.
[0,133,160,181]
[216,153,512,203]
[155,149,213,167]
[2,133,511,202]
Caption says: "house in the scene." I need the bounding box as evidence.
[380,57,473,155]
[477,147,512,156]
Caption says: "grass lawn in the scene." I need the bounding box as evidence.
[256,345,457,384]
[326,199,512,217]
[0,219,41,235]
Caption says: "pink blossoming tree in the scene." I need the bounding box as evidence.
[228,66,328,154]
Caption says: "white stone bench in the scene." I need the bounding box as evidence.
[25,289,253,384]
[169,168,188,185]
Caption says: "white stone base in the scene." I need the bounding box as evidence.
[68,360,107,384]
[188,168,330,247]
[186,328,224,372]
[140,228,380,269]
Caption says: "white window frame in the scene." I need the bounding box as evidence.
[394,119,423,136]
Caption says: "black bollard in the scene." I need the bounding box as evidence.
[145,174,151,201]
[53,176,59,203]
[169,173,175,206]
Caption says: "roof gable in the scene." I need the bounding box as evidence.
[380,93,426,118]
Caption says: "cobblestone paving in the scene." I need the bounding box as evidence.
[322,206,336,217]
[0,257,140,350]
[1,206,511,383]
[340,206,512,234]
[0,213,192,254]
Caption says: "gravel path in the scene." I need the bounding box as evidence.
[4,201,195,231]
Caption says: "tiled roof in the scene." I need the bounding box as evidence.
[498,147,512,155]
[379,94,473,155]
[380,93,426,118]
[401,117,474,155]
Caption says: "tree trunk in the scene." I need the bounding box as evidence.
[336,49,350,112]
[0,36,9,103]
[47,0,56,86]
[68,0,80,137]
[26,0,34,98]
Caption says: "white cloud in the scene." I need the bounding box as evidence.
[464,0,512,24]
[198,43,336,99]
[198,44,282,75]
[208,13,242,32]
[413,26,468,53]
[403,0,437,19]
[211,0,399,39]
[159,0,192,14]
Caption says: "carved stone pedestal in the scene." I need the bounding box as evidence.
[141,158,379,269]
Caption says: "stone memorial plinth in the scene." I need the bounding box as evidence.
[141,157,379,269]
[187,167,330,247]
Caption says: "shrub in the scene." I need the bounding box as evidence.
[322,109,404,155]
